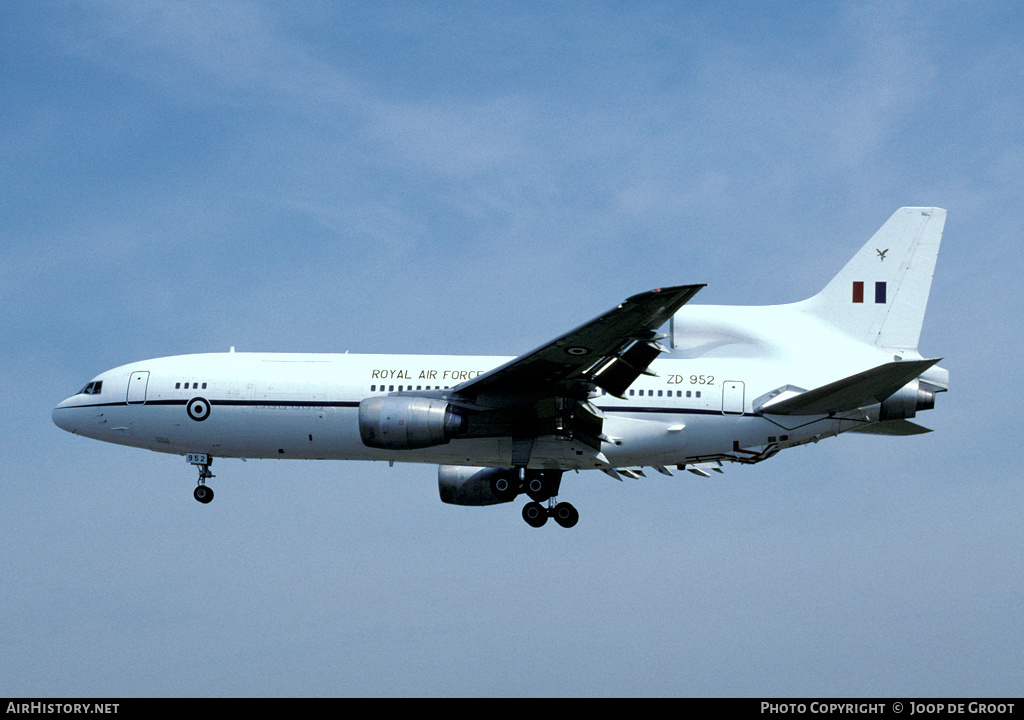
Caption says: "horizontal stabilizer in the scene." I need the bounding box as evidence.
[757,358,940,416]
[850,419,932,436]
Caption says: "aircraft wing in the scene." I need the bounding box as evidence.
[452,284,705,406]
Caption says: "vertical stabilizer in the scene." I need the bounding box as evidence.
[798,207,945,353]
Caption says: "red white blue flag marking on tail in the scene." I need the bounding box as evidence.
[852,281,886,304]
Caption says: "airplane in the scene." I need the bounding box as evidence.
[53,207,949,528]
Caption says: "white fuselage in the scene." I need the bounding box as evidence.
[51,307,900,472]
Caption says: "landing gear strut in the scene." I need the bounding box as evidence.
[187,453,215,504]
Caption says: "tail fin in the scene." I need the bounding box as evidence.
[798,207,946,353]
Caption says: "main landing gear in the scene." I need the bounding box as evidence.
[522,499,579,529]
[187,453,215,504]
[493,469,580,529]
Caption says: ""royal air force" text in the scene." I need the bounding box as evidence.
[370,368,484,382]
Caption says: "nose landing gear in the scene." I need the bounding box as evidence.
[187,453,215,504]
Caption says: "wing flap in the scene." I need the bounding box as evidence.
[756,358,940,416]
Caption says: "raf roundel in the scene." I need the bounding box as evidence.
[186,397,211,422]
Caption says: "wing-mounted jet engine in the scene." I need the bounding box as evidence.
[358,396,467,450]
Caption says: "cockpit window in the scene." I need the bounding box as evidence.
[79,381,103,395]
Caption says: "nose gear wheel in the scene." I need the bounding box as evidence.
[188,454,215,504]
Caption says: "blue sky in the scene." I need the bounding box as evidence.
[3,0,1023,697]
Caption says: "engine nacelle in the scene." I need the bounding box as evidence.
[438,465,516,506]
[359,396,465,450]
[879,380,936,421]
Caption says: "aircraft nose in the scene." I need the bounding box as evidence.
[52,398,77,433]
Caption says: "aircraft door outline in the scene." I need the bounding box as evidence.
[722,380,745,415]
[127,371,150,405]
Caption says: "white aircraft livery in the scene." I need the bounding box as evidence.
[53,208,949,528]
